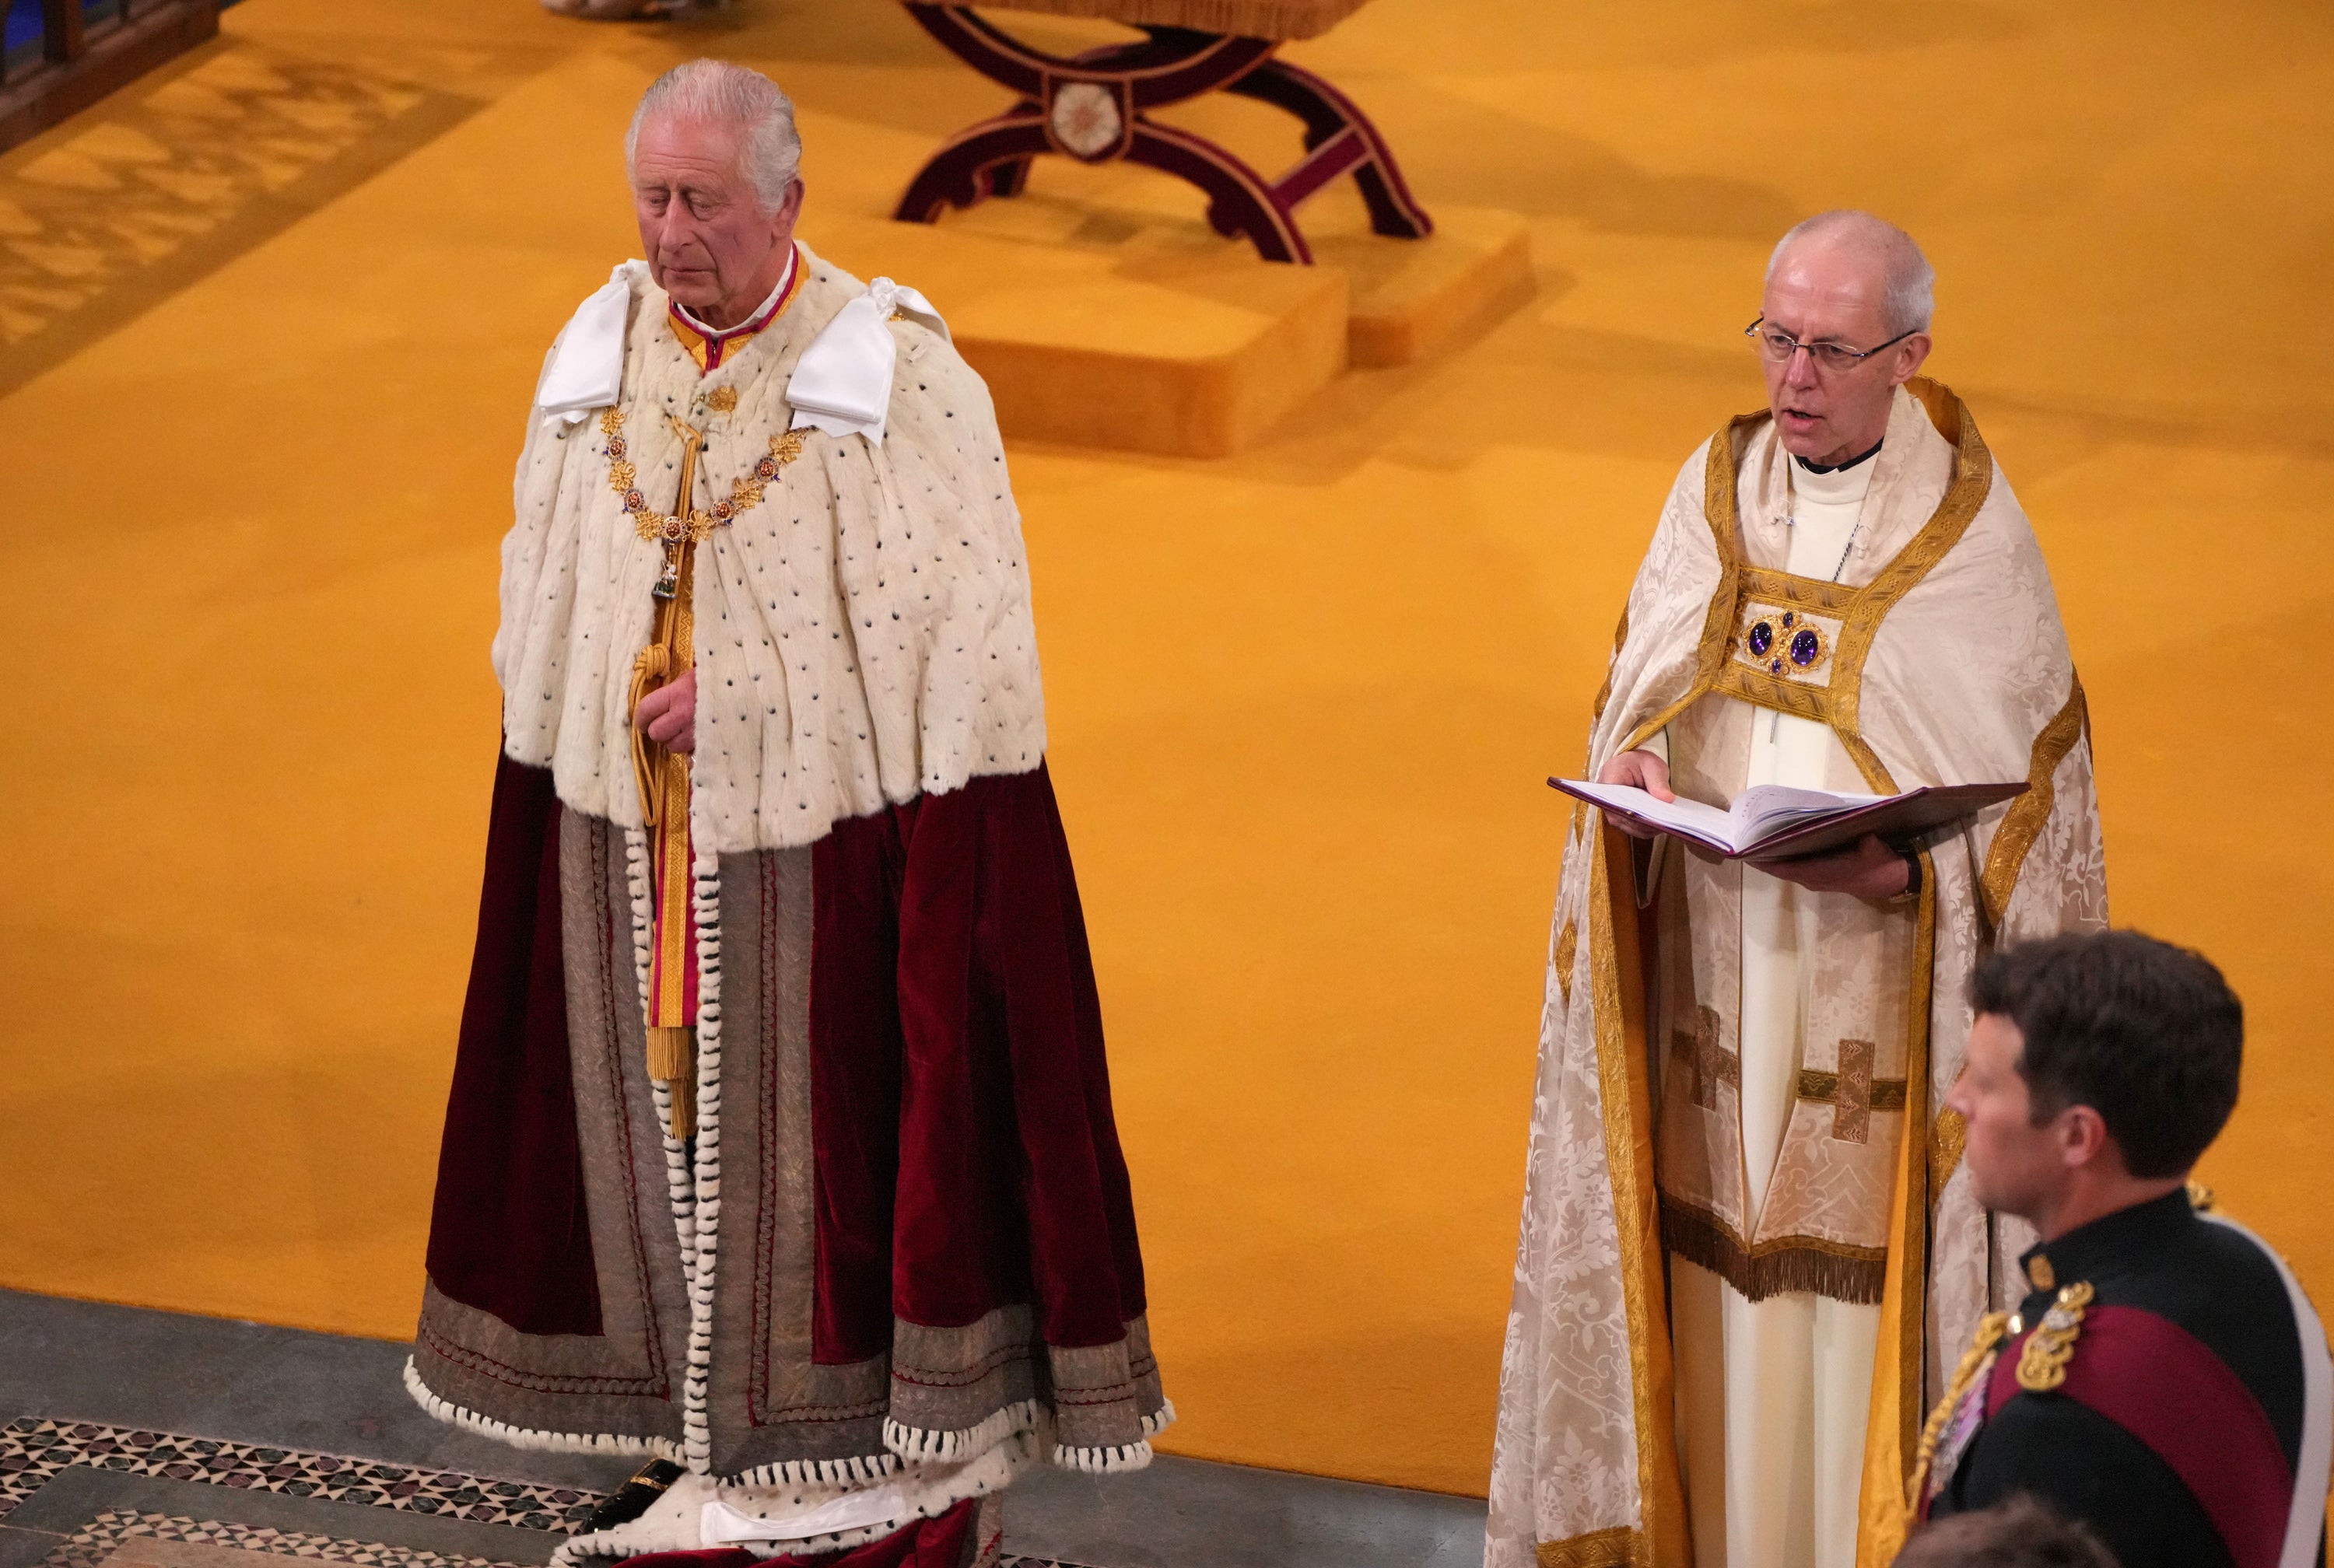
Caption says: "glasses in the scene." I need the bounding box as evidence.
[1744,317,1915,372]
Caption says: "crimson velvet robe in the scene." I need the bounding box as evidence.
[412,749,1164,1482]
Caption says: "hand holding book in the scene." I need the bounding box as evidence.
[1559,761,2035,896]
[1596,747,1677,835]
[1751,831,1916,899]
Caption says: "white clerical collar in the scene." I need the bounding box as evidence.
[673,245,797,341]
[1792,439,1880,506]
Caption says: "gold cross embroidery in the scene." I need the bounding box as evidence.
[1796,1038,1907,1144]
[1672,1005,1737,1110]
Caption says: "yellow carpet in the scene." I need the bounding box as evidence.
[2,0,2331,1500]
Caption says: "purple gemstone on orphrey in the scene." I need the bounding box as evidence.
[1769,659,1785,674]
[1782,611,1796,628]
[1790,628,1821,667]
[1747,620,1775,656]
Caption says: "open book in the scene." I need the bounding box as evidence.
[1547,778,2029,861]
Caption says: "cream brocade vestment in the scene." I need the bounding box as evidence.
[1663,446,1886,1568]
[1484,382,2108,1568]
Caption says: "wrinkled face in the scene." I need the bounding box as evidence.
[1759,235,1929,464]
[630,114,802,325]
[1947,1013,2070,1220]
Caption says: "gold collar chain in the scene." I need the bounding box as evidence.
[600,407,808,590]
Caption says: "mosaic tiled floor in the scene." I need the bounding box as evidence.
[0,36,508,394]
[0,1422,597,1534]
[37,1510,510,1568]
[0,1420,1074,1568]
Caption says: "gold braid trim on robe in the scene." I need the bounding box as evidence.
[1536,1524,1646,1568]
[1482,380,2107,1568]
[1588,821,1690,1565]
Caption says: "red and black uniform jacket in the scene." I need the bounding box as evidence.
[1930,1189,2320,1568]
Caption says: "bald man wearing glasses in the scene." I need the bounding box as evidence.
[1486,212,2108,1568]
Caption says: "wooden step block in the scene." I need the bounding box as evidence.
[1321,206,1537,368]
[808,213,1350,458]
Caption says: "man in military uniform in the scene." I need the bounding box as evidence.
[1913,930,2332,1568]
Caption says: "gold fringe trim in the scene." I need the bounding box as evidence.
[1538,1524,1647,1568]
[646,1024,691,1081]
[648,1025,696,1139]
[1659,1199,1887,1305]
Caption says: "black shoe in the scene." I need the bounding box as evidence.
[576,1458,686,1535]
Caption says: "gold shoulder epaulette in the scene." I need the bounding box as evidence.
[2016,1280,2094,1391]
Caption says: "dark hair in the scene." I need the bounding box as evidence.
[1893,1494,2119,1567]
[1968,929,2241,1179]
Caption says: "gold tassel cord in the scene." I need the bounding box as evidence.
[629,642,671,826]
[628,415,708,1141]
[610,401,807,1143]
[648,1024,696,1140]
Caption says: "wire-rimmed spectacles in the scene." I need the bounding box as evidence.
[1744,316,1915,372]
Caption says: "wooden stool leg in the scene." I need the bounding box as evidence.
[895,112,1053,222]
[894,3,1316,261]
[1123,120,1310,264]
[1226,56,1432,239]
[892,106,1314,264]
[985,156,1037,199]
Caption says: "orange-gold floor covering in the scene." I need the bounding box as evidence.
[2,0,2330,1500]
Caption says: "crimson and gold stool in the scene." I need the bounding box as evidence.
[892,0,1431,264]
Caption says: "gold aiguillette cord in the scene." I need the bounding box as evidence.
[629,417,706,1139]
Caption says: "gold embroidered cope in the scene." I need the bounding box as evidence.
[1488,380,2108,1568]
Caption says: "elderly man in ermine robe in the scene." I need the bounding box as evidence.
[1485,212,2107,1568]
[406,61,1169,1568]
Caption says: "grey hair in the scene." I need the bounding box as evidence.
[1765,209,1935,337]
[625,59,802,215]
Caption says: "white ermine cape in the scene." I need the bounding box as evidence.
[493,246,1046,849]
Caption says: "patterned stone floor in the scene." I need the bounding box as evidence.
[0,1289,1484,1568]
[0,1419,1072,1568]
[0,1422,598,1535]
[0,33,523,396]
[40,1512,511,1568]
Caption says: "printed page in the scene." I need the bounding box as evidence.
[1732,783,1888,844]
[1558,780,1748,852]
